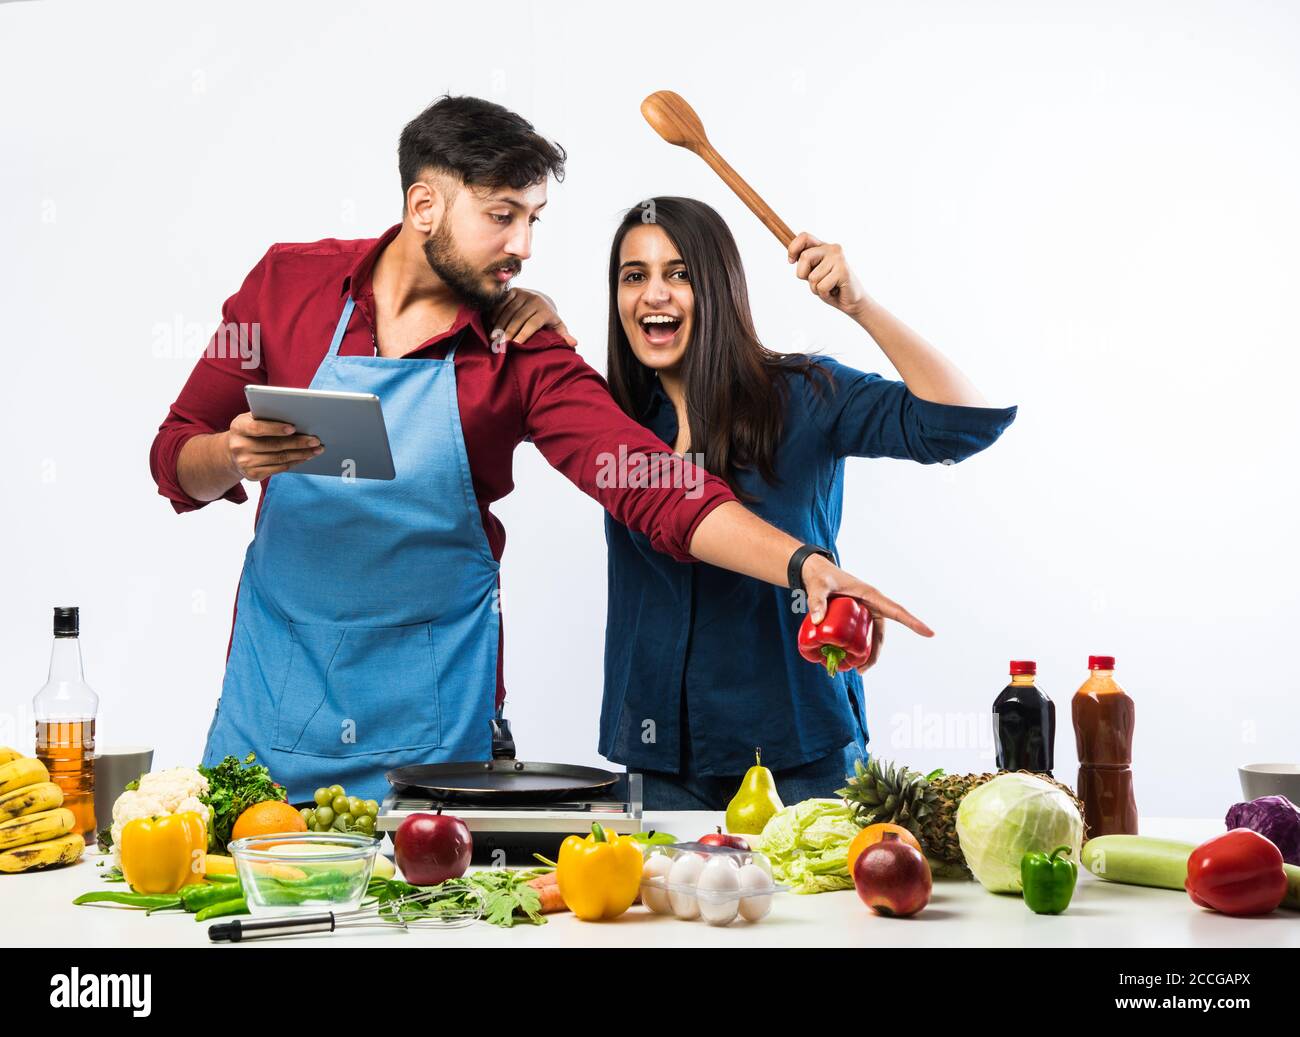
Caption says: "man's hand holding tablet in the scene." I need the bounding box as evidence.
[224,412,324,481]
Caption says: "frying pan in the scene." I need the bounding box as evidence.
[385,715,621,805]
[640,89,839,297]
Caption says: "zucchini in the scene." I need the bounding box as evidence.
[1082,834,1300,910]
[1081,835,1194,891]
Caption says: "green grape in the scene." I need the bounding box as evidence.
[332,795,349,814]
[333,812,354,831]
[328,784,345,798]
[347,797,364,817]
[299,808,315,826]
[364,800,379,818]
[313,788,332,807]
[315,806,335,827]
[354,814,375,834]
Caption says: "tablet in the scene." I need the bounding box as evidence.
[245,385,396,480]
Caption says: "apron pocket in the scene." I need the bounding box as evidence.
[272,620,443,758]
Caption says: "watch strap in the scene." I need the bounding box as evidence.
[787,544,834,594]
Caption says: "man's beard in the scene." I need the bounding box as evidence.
[422,220,519,313]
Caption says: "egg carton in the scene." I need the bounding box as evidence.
[640,842,788,925]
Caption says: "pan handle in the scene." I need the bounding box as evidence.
[490,712,516,761]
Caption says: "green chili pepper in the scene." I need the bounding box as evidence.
[274,869,353,887]
[257,877,358,905]
[180,882,246,913]
[194,896,249,922]
[203,873,240,884]
[1021,845,1078,915]
[72,891,183,912]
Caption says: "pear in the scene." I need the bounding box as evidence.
[724,748,784,835]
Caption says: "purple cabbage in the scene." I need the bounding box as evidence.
[1225,795,1300,865]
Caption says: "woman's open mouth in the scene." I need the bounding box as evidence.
[639,313,683,346]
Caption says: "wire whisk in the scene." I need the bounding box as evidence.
[208,886,485,943]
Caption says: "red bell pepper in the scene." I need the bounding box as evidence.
[798,596,873,677]
[1185,828,1288,916]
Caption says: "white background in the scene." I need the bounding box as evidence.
[2,0,1296,818]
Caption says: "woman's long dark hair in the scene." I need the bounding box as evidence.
[606,196,825,500]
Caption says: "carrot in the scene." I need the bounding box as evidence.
[526,871,568,914]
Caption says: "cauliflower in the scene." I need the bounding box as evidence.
[107,767,211,865]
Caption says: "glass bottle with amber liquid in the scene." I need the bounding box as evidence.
[33,607,98,843]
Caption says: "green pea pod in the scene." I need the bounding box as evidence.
[194,896,249,922]
[72,891,183,912]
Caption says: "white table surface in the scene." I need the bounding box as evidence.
[7,814,1297,948]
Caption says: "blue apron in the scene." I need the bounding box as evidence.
[202,296,500,804]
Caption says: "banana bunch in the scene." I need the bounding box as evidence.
[0,749,86,873]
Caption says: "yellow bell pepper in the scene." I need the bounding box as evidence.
[119,812,208,894]
[557,822,644,921]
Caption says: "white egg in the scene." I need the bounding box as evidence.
[737,862,774,922]
[697,857,742,927]
[668,854,705,919]
[641,853,674,914]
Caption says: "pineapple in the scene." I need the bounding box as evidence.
[922,770,998,867]
[839,757,1083,876]
[836,757,939,840]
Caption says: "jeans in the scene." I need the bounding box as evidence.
[637,735,868,813]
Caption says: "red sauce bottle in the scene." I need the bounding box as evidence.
[1071,655,1138,838]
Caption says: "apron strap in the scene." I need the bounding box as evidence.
[328,296,357,358]
[329,295,461,362]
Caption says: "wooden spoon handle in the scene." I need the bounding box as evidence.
[694,144,795,248]
[703,142,837,296]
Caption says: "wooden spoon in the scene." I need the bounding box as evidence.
[641,90,833,290]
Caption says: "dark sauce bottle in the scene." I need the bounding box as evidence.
[993,660,1055,775]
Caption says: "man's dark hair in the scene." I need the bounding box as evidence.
[398,95,566,197]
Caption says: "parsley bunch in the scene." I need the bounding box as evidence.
[198,752,287,852]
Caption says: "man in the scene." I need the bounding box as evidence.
[150,95,933,803]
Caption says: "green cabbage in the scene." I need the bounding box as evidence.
[955,773,1083,893]
[755,798,861,894]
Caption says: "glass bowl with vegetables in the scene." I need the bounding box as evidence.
[228,832,380,916]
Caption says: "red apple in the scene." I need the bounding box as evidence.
[394,811,472,886]
[698,827,750,851]
[852,832,931,917]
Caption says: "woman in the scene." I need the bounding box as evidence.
[492,197,1016,810]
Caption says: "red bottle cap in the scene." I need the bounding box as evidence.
[1088,655,1116,670]
[1009,660,1036,675]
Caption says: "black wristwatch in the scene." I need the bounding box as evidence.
[787,544,835,594]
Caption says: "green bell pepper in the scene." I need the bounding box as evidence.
[1021,845,1077,914]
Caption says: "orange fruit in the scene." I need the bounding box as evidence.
[230,800,308,843]
[847,823,924,874]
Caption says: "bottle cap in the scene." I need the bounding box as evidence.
[1088,655,1115,670]
[53,606,79,637]
[1009,660,1036,675]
